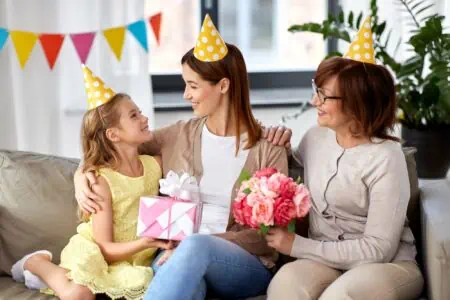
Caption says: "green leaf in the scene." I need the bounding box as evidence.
[259,224,269,235]
[356,12,363,29]
[295,176,302,184]
[288,219,297,233]
[338,10,345,24]
[375,21,386,36]
[238,170,251,185]
[242,188,251,195]
[348,11,354,28]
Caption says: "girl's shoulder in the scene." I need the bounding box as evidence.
[139,155,163,176]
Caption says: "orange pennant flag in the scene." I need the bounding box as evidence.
[103,26,126,61]
[39,34,65,70]
[10,31,38,69]
[150,13,162,45]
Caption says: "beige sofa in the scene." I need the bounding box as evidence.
[0,149,449,300]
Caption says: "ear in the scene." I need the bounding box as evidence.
[219,78,230,94]
[105,127,120,143]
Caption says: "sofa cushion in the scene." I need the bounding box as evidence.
[0,150,80,276]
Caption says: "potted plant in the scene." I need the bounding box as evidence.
[289,0,450,178]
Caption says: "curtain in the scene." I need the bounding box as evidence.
[0,0,154,156]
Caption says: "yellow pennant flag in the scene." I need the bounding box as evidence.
[10,31,38,69]
[103,26,126,61]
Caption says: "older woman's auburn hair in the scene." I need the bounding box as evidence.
[181,43,261,153]
[315,56,399,142]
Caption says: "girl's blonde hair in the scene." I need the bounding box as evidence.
[78,93,129,222]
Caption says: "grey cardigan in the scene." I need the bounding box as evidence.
[291,126,417,270]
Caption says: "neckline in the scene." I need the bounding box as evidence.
[202,124,248,141]
[114,155,146,179]
[328,128,380,153]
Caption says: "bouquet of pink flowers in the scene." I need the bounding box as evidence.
[233,168,311,233]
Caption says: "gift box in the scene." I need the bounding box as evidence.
[137,171,202,240]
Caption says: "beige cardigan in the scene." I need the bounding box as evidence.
[140,117,288,268]
[291,126,417,270]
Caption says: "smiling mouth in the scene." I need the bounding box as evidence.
[142,125,149,131]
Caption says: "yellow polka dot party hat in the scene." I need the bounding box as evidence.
[82,65,116,110]
[194,14,228,62]
[344,16,376,64]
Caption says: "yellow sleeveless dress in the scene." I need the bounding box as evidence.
[43,155,161,300]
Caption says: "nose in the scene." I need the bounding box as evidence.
[183,87,191,100]
[310,93,320,107]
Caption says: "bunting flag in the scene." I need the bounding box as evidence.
[39,34,65,69]
[0,28,8,51]
[11,31,39,69]
[128,20,148,52]
[149,13,162,45]
[103,26,126,61]
[70,32,96,64]
[0,13,162,69]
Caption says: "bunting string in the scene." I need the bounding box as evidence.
[0,13,162,70]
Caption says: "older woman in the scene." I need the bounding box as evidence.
[265,56,424,300]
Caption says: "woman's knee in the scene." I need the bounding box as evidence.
[267,262,304,299]
[268,259,341,300]
[177,234,215,256]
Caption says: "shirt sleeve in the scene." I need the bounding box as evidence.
[290,147,410,270]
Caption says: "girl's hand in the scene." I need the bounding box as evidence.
[265,227,295,256]
[156,249,175,266]
[140,237,175,250]
[75,170,103,214]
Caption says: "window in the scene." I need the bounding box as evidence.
[145,0,200,75]
[219,0,326,72]
[146,0,337,92]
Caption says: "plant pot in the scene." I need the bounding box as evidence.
[401,125,450,178]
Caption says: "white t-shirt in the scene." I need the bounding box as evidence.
[198,125,249,234]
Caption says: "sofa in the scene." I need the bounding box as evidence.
[0,149,449,300]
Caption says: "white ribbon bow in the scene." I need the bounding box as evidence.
[159,171,200,202]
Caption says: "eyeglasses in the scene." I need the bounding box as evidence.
[311,79,342,105]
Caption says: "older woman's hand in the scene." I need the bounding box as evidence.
[265,227,295,256]
[262,124,292,149]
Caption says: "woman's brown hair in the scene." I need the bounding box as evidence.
[181,43,261,153]
[315,56,399,142]
[78,93,129,221]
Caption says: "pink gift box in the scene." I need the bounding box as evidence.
[137,196,203,241]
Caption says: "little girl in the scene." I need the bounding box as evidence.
[11,66,172,300]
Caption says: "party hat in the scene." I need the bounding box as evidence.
[344,16,376,64]
[82,65,116,110]
[193,14,228,62]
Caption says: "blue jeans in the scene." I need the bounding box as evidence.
[144,234,272,300]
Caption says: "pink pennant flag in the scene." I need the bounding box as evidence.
[70,32,95,64]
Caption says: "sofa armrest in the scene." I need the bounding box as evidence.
[419,179,450,300]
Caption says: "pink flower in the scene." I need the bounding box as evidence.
[294,184,312,218]
[259,177,278,199]
[251,198,274,226]
[273,197,297,227]
[233,198,257,228]
[254,167,278,179]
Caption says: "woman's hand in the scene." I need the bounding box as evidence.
[74,169,103,214]
[263,125,292,150]
[140,237,175,250]
[265,227,295,256]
